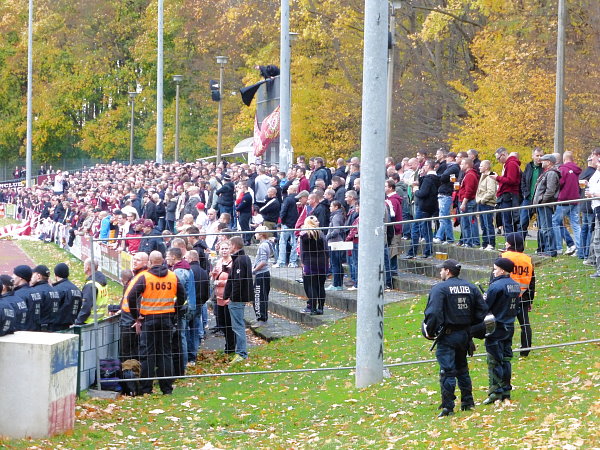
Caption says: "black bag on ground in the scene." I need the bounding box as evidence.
[98,358,122,392]
[120,359,142,396]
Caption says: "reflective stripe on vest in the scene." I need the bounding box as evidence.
[140,271,177,315]
[84,281,109,324]
[120,271,146,313]
[503,251,533,296]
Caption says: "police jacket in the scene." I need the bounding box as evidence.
[14,284,40,331]
[31,280,61,330]
[1,292,27,331]
[485,274,521,325]
[75,271,108,325]
[189,260,210,305]
[53,278,83,328]
[0,294,17,335]
[127,264,185,319]
[224,249,253,303]
[423,277,487,338]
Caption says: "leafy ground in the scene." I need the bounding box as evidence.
[1,232,599,448]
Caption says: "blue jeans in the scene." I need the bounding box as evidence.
[537,206,556,254]
[460,200,480,247]
[227,302,248,358]
[409,207,433,257]
[276,226,298,265]
[179,317,189,369]
[498,194,521,235]
[519,198,534,238]
[579,211,595,259]
[349,243,359,286]
[478,204,496,247]
[552,204,580,252]
[185,309,201,361]
[383,245,392,289]
[435,195,454,242]
[436,330,473,410]
[330,249,344,287]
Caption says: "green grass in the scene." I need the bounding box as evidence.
[2,242,599,448]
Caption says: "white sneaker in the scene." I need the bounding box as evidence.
[485,245,495,251]
[272,263,283,268]
[565,245,577,256]
[347,286,357,291]
[433,238,442,244]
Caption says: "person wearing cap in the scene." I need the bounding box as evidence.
[532,154,561,257]
[74,259,109,325]
[194,201,209,230]
[422,259,487,417]
[138,219,166,256]
[29,265,61,331]
[502,233,535,357]
[489,147,522,235]
[12,265,39,330]
[482,258,522,404]
[235,181,254,246]
[52,263,83,331]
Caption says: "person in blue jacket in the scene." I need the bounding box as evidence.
[483,257,522,404]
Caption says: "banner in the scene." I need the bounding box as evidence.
[0,179,26,189]
[253,106,280,157]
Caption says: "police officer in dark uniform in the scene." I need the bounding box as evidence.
[423,259,487,417]
[12,265,39,331]
[482,257,522,404]
[0,275,17,336]
[52,263,83,331]
[30,265,61,332]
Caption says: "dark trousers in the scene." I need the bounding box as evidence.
[238,212,252,245]
[435,330,473,410]
[485,325,514,396]
[171,324,186,377]
[516,302,532,356]
[253,272,270,321]
[499,193,521,235]
[120,325,140,362]
[219,304,235,353]
[330,250,344,287]
[303,274,326,311]
[140,315,175,395]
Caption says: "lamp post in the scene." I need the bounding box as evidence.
[156,0,164,164]
[216,56,228,165]
[279,31,299,172]
[554,0,566,155]
[386,0,402,158]
[128,91,138,166]
[25,0,34,187]
[173,75,183,163]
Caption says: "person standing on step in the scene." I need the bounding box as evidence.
[325,200,346,291]
[211,240,235,353]
[223,236,253,364]
[300,216,329,315]
[252,226,272,323]
[501,233,535,357]
[422,259,487,417]
[433,152,460,244]
[482,258,522,405]
[475,160,498,251]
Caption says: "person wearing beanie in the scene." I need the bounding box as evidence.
[482,258,522,405]
[30,265,61,332]
[422,259,488,417]
[12,265,38,331]
[502,232,535,357]
[52,263,83,331]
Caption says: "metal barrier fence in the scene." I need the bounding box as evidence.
[1,197,599,394]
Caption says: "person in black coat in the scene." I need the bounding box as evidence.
[259,187,281,229]
[403,160,440,259]
[275,185,300,267]
[186,249,210,360]
[235,182,254,245]
[309,191,330,228]
[215,175,236,223]
[138,220,166,256]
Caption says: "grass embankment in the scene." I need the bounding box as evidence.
[3,239,599,448]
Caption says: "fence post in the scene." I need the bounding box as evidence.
[89,236,102,391]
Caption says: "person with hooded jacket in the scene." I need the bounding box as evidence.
[552,151,582,255]
[533,155,561,256]
[490,148,522,235]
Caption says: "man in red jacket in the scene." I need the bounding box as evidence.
[490,148,522,235]
[458,158,480,247]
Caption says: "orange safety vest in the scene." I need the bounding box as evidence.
[120,271,146,314]
[139,271,178,316]
[503,251,533,296]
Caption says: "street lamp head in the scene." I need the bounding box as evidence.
[172,74,183,84]
[128,91,138,99]
[289,32,299,44]
[391,0,402,10]
[216,55,228,65]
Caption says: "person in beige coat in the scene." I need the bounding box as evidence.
[476,160,498,250]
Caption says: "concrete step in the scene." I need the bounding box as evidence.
[391,271,437,295]
[395,257,490,284]
[243,304,308,342]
